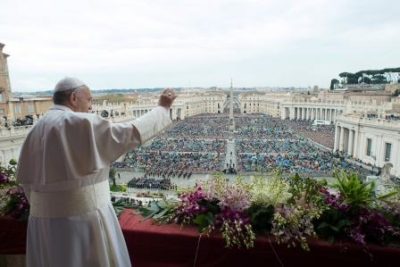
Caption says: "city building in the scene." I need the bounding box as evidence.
[0,43,53,121]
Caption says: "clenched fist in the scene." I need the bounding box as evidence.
[158,88,177,109]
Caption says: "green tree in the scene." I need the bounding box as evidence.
[339,72,358,84]
[360,76,371,84]
[372,74,387,84]
[330,79,339,90]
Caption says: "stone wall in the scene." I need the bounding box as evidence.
[385,83,400,94]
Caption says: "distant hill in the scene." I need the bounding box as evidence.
[12,88,180,98]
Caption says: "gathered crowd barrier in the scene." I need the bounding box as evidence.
[2,210,400,267]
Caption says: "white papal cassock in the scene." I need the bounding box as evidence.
[16,104,172,267]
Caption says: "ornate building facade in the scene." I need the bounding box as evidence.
[236,88,400,177]
[93,91,226,121]
[335,113,400,177]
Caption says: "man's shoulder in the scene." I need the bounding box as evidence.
[65,112,107,126]
[44,109,104,126]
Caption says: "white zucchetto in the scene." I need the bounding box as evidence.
[54,77,86,92]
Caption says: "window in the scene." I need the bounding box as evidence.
[366,138,372,156]
[28,103,34,113]
[14,104,22,115]
[384,143,392,162]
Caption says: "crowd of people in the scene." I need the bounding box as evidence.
[164,114,230,139]
[234,115,295,140]
[127,177,177,190]
[115,112,372,177]
[232,114,370,176]
[283,119,335,149]
[124,150,224,174]
[119,114,231,174]
[236,139,310,154]
[148,138,225,153]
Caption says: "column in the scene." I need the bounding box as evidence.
[334,126,339,152]
[348,129,354,156]
[281,107,286,120]
[353,129,359,158]
[290,107,295,120]
[339,126,345,152]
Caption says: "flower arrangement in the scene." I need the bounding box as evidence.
[139,170,400,251]
[0,160,29,221]
[314,170,400,247]
[2,158,400,253]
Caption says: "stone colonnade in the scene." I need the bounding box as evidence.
[282,106,343,121]
[334,125,358,157]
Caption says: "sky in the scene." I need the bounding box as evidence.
[1,0,399,92]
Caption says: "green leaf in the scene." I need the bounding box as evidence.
[198,198,221,215]
[193,213,214,232]
[333,170,375,208]
[377,191,398,201]
[153,207,169,219]
[138,207,155,218]
[157,200,168,209]
[247,203,274,234]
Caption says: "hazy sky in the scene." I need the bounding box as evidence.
[1,0,399,92]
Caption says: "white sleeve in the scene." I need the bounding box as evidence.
[132,106,172,144]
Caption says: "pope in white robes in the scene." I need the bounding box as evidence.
[16,77,176,267]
